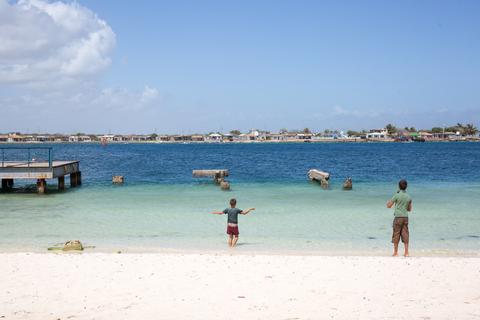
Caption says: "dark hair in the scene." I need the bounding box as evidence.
[230,198,237,206]
[398,179,408,190]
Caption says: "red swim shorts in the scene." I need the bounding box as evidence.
[226,225,239,236]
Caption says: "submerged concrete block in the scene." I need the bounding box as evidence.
[112,176,124,184]
[343,177,353,190]
[220,180,230,190]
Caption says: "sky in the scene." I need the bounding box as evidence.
[0,0,479,134]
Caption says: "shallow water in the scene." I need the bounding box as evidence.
[1,142,479,255]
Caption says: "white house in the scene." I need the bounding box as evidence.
[206,133,223,142]
[366,128,388,140]
[99,134,115,142]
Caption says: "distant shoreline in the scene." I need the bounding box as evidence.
[1,139,479,144]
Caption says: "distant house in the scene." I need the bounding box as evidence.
[366,128,388,140]
[69,135,79,142]
[99,134,115,142]
[51,135,69,142]
[7,133,26,142]
[237,133,249,142]
[283,132,299,141]
[222,133,235,142]
[171,135,189,142]
[268,133,288,142]
[69,135,92,142]
[206,133,223,142]
[296,133,313,140]
[432,131,457,140]
[191,135,205,142]
[418,132,433,141]
[34,135,51,142]
[156,135,170,142]
[0,134,8,142]
[23,135,35,142]
[127,135,150,142]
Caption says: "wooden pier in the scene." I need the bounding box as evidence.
[0,147,81,194]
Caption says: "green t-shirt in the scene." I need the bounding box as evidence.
[223,207,242,224]
[391,190,411,217]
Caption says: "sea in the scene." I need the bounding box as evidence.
[1,142,479,255]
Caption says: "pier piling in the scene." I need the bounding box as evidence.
[58,176,65,190]
[70,173,77,187]
[37,179,47,194]
[1,179,14,191]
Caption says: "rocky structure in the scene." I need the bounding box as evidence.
[193,169,229,183]
[62,240,84,251]
[343,177,353,190]
[308,169,330,188]
[193,169,231,190]
[220,180,230,190]
[112,176,124,184]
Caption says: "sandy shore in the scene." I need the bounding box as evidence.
[1,253,479,320]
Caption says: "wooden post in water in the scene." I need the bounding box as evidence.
[58,176,65,190]
[70,173,77,187]
[37,179,47,194]
[2,179,14,191]
[77,172,82,186]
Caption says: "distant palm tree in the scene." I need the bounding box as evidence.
[385,124,397,135]
[464,124,478,136]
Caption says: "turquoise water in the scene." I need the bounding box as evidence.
[1,143,480,255]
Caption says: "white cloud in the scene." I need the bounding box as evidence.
[92,86,162,111]
[0,0,116,85]
[0,84,163,132]
[333,106,360,116]
[0,0,164,133]
[331,106,382,118]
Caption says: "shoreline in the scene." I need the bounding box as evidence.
[1,245,479,257]
[2,252,479,319]
[1,139,479,144]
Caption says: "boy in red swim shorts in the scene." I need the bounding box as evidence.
[211,198,255,247]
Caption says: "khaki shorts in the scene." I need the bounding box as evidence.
[392,217,409,244]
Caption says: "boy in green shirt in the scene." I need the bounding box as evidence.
[211,198,255,247]
[387,179,413,257]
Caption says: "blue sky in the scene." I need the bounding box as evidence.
[0,0,479,133]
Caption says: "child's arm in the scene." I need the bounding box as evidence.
[407,200,412,212]
[387,193,397,208]
[241,208,255,215]
[211,211,224,215]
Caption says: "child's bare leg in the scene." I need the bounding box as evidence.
[228,235,233,247]
[404,243,409,257]
[392,242,399,256]
[232,235,239,247]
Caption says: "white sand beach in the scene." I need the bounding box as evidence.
[1,253,479,319]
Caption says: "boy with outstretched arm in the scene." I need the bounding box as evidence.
[211,198,255,247]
